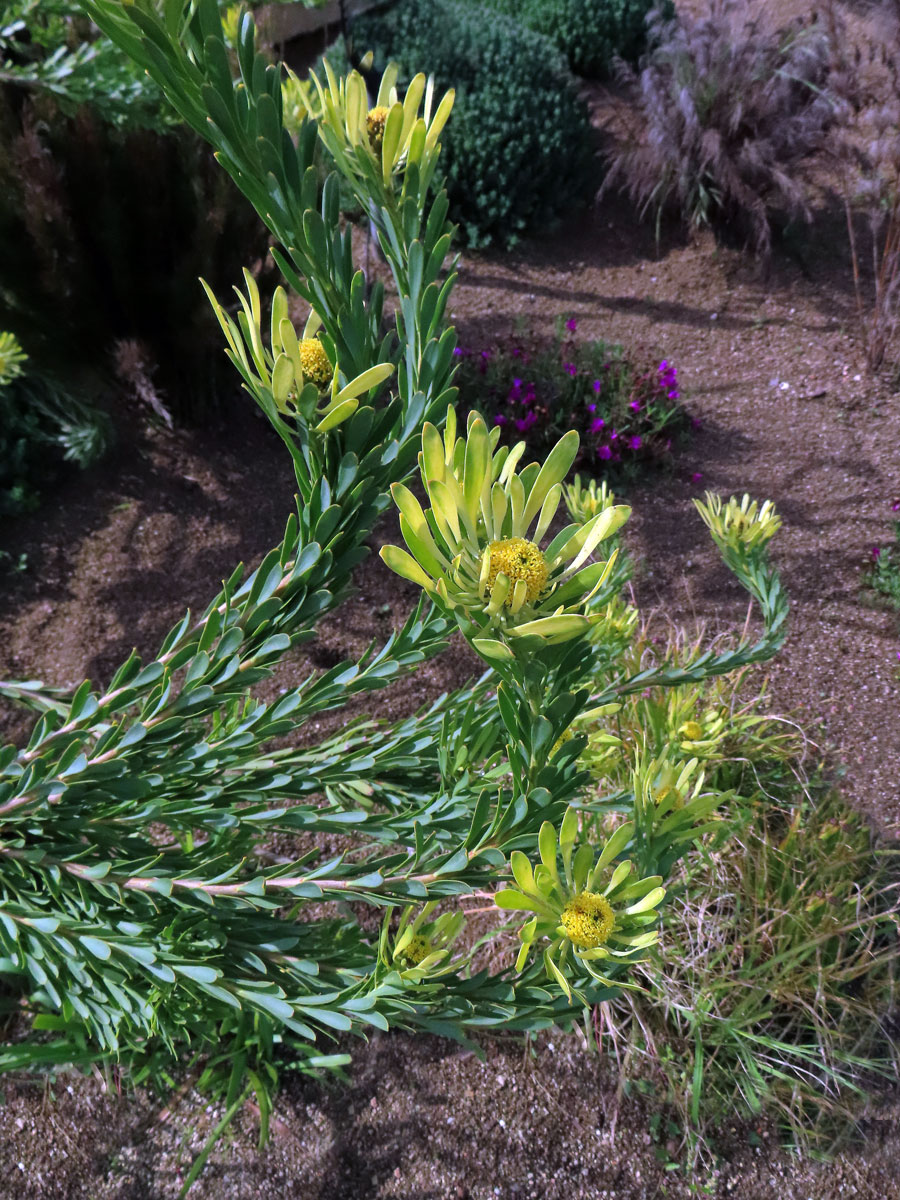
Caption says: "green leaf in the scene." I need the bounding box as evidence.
[592,822,635,875]
[509,851,535,894]
[543,949,571,1001]
[471,638,514,662]
[538,822,562,893]
[175,964,222,984]
[462,416,490,526]
[379,545,434,592]
[79,936,111,961]
[522,430,579,529]
[495,889,542,912]
[625,887,666,915]
[508,615,590,640]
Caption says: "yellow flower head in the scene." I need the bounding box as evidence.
[401,934,432,965]
[299,337,332,387]
[551,727,574,756]
[389,902,467,982]
[679,720,704,742]
[486,538,548,605]
[695,492,781,554]
[495,808,665,999]
[289,60,454,185]
[366,105,390,149]
[380,407,631,659]
[0,331,27,388]
[561,891,615,950]
[563,474,617,525]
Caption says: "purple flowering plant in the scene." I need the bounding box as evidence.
[863,519,900,609]
[454,316,687,474]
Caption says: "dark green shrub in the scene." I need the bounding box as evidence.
[481,0,669,79]
[339,0,595,246]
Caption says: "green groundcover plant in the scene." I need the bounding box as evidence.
[0,1,813,1187]
[0,331,111,517]
[865,519,900,610]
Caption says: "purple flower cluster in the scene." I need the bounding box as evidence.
[658,359,680,401]
[500,376,540,433]
[453,326,687,477]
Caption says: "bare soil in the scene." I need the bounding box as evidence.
[2,3,900,1196]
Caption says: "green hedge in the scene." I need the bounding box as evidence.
[340,0,595,246]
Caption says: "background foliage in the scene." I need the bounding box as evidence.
[604,0,842,256]
[329,0,595,246]
[0,333,110,518]
[0,0,172,128]
[0,0,272,424]
[480,0,668,80]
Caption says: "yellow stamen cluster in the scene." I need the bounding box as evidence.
[551,727,574,756]
[654,783,679,807]
[486,538,548,605]
[402,934,432,965]
[560,892,615,950]
[366,105,389,150]
[679,720,704,741]
[299,337,332,387]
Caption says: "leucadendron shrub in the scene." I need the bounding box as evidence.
[1,1,790,1189]
[321,0,594,246]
